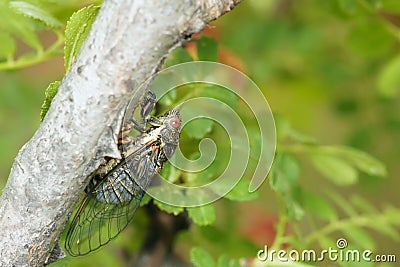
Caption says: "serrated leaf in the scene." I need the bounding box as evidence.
[153,199,183,215]
[9,1,62,28]
[223,179,259,201]
[197,35,218,61]
[190,247,216,267]
[217,255,241,267]
[270,153,300,193]
[64,5,99,72]
[378,54,400,98]
[310,154,358,185]
[334,146,387,177]
[40,80,60,121]
[187,204,216,226]
[0,31,16,58]
[343,226,376,250]
[302,191,338,221]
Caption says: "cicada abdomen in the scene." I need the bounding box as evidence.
[65,109,181,256]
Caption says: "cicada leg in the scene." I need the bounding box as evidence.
[140,90,156,123]
[122,90,157,134]
[118,90,157,154]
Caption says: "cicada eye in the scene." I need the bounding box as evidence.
[169,118,181,129]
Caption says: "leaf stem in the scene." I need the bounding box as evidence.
[0,30,64,70]
[304,212,395,246]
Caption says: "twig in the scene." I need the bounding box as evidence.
[0,0,243,266]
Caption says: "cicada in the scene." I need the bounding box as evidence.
[65,91,182,256]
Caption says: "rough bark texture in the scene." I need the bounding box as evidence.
[0,0,242,266]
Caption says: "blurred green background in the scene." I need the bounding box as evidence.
[1,0,399,266]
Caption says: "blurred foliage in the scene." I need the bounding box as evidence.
[0,0,400,267]
[0,0,100,70]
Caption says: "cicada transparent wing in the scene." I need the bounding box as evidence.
[65,143,158,256]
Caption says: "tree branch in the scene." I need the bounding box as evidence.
[0,0,243,265]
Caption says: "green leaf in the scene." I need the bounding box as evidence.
[284,191,305,220]
[64,5,100,72]
[365,207,400,241]
[223,179,259,201]
[158,88,177,107]
[379,1,400,12]
[159,161,182,183]
[288,129,317,144]
[40,81,60,121]
[378,54,400,98]
[139,193,151,207]
[327,190,357,216]
[310,153,358,185]
[367,219,400,241]
[0,7,42,50]
[149,185,186,214]
[187,204,216,226]
[318,236,336,251]
[274,113,317,144]
[384,205,400,220]
[274,113,291,142]
[350,195,377,214]
[197,35,218,61]
[190,247,216,267]
[195,84,240,109]
[0,31,16,58]
[9,1,62,28]
[364,0,381,9]
[217,255,241,267]
[302,191,338,221]
[334,146,387,177]
[184,116,214,139]
[337,0,359,15]
[270,153,300,193]
[347,18,393,59]
[343,226,376,250]
[164,47,193,67]
[153,199,184,215]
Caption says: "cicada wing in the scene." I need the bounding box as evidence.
[65,152,155,256]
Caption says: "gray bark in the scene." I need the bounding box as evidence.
[0,0,242,266]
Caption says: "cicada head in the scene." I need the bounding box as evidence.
[159,109,181,144]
